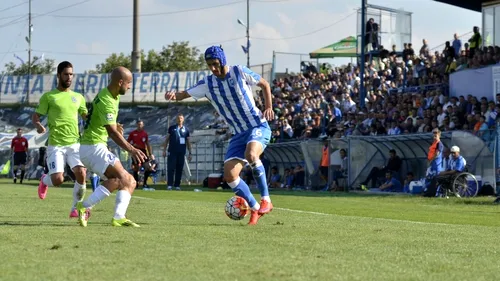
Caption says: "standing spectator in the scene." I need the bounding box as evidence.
[319,138,329,190]
[443,41,455,59]
[127,120,153,189]
[365,18,379,51]
[468,26,482,58]
[452,33,462,58]
[420,39,429,57]
[11,128,28,184]
[426,128,444,178]
[162,113,192,191]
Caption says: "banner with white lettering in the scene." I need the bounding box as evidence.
[0,71,210,104]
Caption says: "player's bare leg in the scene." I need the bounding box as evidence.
[224,159,261,225]
[245,141,273,215]
[69,166,89,219]
[77,161,139,227]
[38,172,64,199]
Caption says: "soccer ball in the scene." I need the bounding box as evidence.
[225,196,250,220]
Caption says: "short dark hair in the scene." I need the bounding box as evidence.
[57,61,73,75]
[389,149,396,154]
[136,119,143,124]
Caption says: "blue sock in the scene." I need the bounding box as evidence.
[251,160,269,197]
[91,174,100,192]
[228,178,258,209]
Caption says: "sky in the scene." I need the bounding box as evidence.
[0,0,482,75]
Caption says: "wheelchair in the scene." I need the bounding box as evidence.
[436,165,479,198]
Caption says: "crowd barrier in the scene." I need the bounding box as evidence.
[1,130,496,193]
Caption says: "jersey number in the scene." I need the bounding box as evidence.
[254,129,262,137]
[84,96,101,129]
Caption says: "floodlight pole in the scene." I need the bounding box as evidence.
[360,0,367,108]
[246,0,250,68]
[27,0,32,104]
[131,0,141,73]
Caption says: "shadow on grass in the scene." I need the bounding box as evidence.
[0,221,110,227]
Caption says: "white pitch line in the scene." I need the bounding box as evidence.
[275,207,456,226]
[131,196,485,228]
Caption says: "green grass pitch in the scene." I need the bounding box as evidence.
[1,178,500,281]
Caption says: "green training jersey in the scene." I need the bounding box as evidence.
[35,89,87,146]
[80,88,120,145]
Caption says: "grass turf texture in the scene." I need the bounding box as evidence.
[1,178,500,281]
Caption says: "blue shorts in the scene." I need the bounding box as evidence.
[225,123,271,163]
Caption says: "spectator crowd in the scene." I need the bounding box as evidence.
[249,26,500,143]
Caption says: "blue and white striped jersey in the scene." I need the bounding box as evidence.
[186,65,266,134]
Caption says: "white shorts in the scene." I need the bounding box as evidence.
[46,144,84,175]
[80,144,119,180]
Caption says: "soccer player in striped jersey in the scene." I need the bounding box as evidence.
[165,46,274,225]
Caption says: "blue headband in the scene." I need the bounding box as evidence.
[205,46,226,67]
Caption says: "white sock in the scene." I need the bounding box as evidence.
[72,182,87,209]
[167,186,172,189]
[261,196,271,202]
[42,174,53,187]
[113,190,132,220]
[83,185,110,209]
[252,202,261,211]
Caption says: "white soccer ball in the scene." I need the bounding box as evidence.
[225,196,250,220]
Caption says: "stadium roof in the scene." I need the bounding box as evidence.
[433,0,486,12]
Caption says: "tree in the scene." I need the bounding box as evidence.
[91,41,206,73]
[159,41,206,72]
[94,52,131,73]
[3,56,56,75]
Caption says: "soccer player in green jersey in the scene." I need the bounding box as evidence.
[76,66,146,227]
[32,61,89,219]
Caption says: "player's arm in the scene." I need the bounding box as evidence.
[105,124,145,163]
[165,79,208,101]
[242,66,274,120]
[32,113,46,134]
[25,137,28,152]
[99,103,145,163]
[33,93,48,134]
[165,90,191,101]
[10,139,14,155]
[257,78,272,111]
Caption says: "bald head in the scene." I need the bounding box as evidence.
[109,66,132,96]
[111,66,132,83]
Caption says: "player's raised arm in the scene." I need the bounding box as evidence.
[164,90,190,101]
[165,78,209,102]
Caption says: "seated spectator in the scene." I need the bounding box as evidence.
[269,166,282,188]
[379,171,402,192]
[434,146,466,195]
[283,168,294,189]
[359,149,402,189]
[402,172,415,193]
[293,165,305,188]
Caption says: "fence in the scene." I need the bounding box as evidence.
[1,130,498,192]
